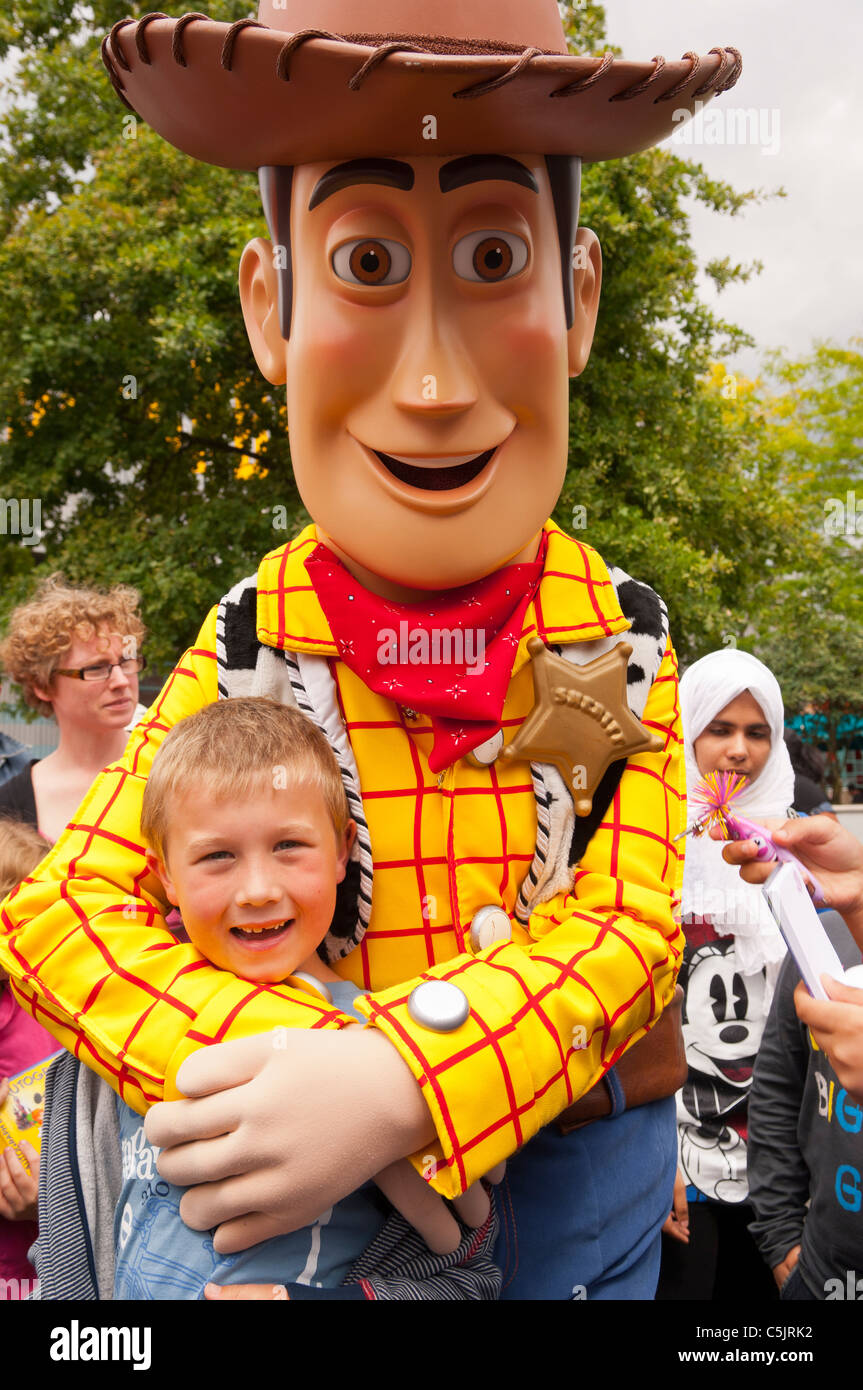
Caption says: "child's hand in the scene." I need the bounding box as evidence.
[0,1076,8,1108]
[204,1282,288,1301]
[0,1140,39,1222]
[721,816,863,930]
[795,976,863,1101]
[772,1243,800,1292]
[660,1167,690,1245]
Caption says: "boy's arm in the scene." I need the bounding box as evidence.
[0,606,355,1112]
[747,953,811,1276]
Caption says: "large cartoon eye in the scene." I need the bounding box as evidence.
[709,973,727,1024]
[453,230,529,283]
[331,238,411,286]
[732,972,748,1020]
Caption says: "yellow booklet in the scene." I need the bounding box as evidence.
[0,1052,62,1168]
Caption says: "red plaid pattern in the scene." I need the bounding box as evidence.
[0,522,684,1194]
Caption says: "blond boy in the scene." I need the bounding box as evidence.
[109,697,496,1299]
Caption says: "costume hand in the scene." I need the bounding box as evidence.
[146,1026,436,1254]
[795,977,863,1101]
[373,1160,492,1254]
[204,1282,289,1301]
[0,1141,39,1222]
[772,1243,800,1292]
[719,816,863,936]
[660,1167,690,1245]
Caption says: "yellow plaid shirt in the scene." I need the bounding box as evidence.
[0,520,685,1196]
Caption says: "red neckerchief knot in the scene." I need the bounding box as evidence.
[305,533,548,771]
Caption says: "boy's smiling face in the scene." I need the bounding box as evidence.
[148,776,355,984]
[240,152,601,594]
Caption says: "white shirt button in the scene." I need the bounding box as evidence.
[469,905,512,952]
[408,980,470,1032]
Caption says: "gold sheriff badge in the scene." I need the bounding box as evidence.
[501,638,664,816]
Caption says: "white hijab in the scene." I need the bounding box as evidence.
[679,649,795,991]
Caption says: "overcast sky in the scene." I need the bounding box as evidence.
[600,0,863,375]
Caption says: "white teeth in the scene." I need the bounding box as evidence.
[385,452,483,468]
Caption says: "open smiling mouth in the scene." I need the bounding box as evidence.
[230,921,292,945]
[373,448,496,492]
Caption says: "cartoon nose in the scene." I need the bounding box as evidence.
[719,1024,748,1044]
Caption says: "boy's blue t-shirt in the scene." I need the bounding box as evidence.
[113,981,386,1300]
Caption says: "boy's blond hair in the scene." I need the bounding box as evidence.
[141,697,350,862]
[0,573,146,717]
[0,818,51,903]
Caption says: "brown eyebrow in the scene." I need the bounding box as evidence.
[308,155,539,211]
[308,159,414,210]
[439,155,539,195]
[708,722,771,733]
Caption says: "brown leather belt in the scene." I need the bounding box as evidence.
[556,986,686,1134]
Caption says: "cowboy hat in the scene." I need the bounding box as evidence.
[101,0,741,169]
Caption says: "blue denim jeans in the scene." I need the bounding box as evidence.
[493,1094,677,1300]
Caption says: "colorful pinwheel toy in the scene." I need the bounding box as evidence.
[675,769,826,905]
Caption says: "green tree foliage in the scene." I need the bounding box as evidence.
[747,343,863,793]
[0,1,306,680]
[0,0,811,696]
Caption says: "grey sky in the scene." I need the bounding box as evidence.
[602,0,863,375]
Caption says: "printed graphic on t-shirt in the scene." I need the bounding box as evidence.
[677,922,767,1203]
[113,1097,385,1299]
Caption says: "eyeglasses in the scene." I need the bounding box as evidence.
[53,656,147,683]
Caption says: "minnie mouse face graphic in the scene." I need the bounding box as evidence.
[683,940,766,1088]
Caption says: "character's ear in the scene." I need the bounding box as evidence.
[334,820,358,883]
[145,847,180,908]
[567,228,602,378]
[239,237,287,386]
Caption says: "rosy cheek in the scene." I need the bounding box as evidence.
[296,295,392,379]
[507,318,560,363]
[181,877,224,919]
[484,316,565,401]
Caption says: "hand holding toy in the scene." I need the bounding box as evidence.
[676,771,827,905]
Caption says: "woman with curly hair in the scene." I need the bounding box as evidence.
[0,575,146,843]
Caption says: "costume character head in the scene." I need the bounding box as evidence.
[101,1,741,595]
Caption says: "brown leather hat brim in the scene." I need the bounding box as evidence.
[102,16,742,169]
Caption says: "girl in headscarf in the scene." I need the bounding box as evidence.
[657,649,795,1302]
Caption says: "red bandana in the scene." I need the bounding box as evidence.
[305,534,548,772]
